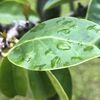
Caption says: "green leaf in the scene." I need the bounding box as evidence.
[28,68,72,100]
[0,1,38,24]
[28,71,56,100]
[8,17,100,71]
[46,71,69,100]
[86,0,100,25]
[51,68,72,100]
[43,0,68,11]
[0,57,28,98]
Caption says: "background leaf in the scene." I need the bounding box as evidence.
[43,0,68,11]
[28,68,72,100]
[86,0,100,24]
[46,71,69,100]
[51,68,72,100]
[0,1,38,24]
[8,17,100,71]
[0,57,28,98]
[28,71,56,100]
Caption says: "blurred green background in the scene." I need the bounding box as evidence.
[0,0,100,100]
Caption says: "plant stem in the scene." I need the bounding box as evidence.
[46,71,69,100]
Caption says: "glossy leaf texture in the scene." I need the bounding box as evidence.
[47,68,72,100]
[28,71,56,100]
[28,68,72,100]
[86,0,100,25]
[0,1,38,24]
[8,17,100,71]
[0,57,28,98]
[43,0,68,11]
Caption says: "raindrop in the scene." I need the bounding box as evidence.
[57,29,70,34]
[26,57,31,63]
[51,56,61,68]
[87,25,100,33]
[45,49,53,55]
[69,23,76,28]
[63,61,70,66]
[34,64,46,70]
[83,46,93,51]
[87,25,96,30]
[57,42,71,51]
[62,20,72,25]
[71,56,82,61]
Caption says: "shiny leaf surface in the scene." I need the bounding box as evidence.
[86,0,100,24]
[8,17,100,71]
[28,71,56,100]
[43,0,68,10]
[0,57,28,98]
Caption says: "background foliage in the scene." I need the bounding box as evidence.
[0,0,100,100]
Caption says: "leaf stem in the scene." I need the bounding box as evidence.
[46,71,69,100]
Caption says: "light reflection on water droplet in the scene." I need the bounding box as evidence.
[87,25,100,33]
[57,29,70,34]
[63,61,70,66]
[71,56,82,61]
[87,25,96,30]
[45,49,52,55]
[57,42,71,51]
[62,20,72,25]
[34,64,46,70]
[51,56,61,68]
[83,46,93,51]
[26,57,31,63]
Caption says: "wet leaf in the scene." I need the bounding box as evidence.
[8,17,100,71]
[86,0,100,25]
[28,71,56,100]
[0,57,28,98]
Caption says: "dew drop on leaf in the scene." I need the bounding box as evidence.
[34,64,46,70]
[26,57,31,63]
[71,56,83,61]
[87,25,96,30]
[57,29,70,34]
[87,25,100,33]
[45,49,53,55]
[57,42,71,51]
[63,61,70,66]
[51,56,61,68]
[62,20,72,25]
[83,46,93,51]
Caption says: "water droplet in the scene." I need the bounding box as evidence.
[51,56,61,68]
[87,25,96,30]
[63,61,70,66]
[69,23,76,28]
[71,56,82,60]
[26,57,31,63]
[34,64,46,70]
[57,29,70,34]
[87,25,100,33]
[62,20,72,25]
[45,49,52,55]
[83,46,93,51]
[57,42,71,50]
